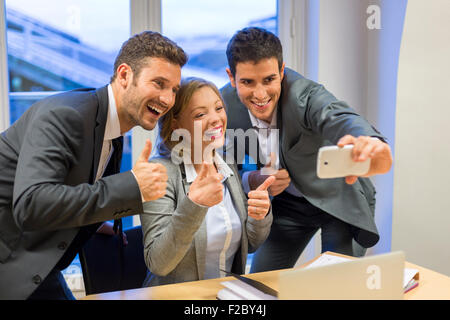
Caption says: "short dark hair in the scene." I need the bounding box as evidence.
[226,27,283,76]
[110,31,188,82]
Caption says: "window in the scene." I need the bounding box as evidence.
[162,0,278,273]
[5,0,134,223]
[1,1,279,296]
[4,0,131,296]
[162,0,277,88]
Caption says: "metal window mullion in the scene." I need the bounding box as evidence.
[0,0,10,131]
[130,0,162,227]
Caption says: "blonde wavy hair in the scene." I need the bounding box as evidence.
[157,77,226,157]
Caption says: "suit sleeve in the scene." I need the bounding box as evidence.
[302,83,386,143]
[12,106,143,231]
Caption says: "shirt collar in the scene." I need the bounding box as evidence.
[105,84,122,140]
[248,107,277,129]
[184,152,234,183]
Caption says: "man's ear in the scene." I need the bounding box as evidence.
[116,63,133,89]
[226,68,236,88]
[280,62,286,82]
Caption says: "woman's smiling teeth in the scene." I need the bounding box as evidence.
[204,127,223,140]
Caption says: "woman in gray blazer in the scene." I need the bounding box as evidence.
[140,78,274,287]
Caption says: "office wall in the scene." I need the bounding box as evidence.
[293,0,407,266]
[318,0,368,116]
[296,0,371,264]
[323,0,407,256]
[392,0,450,276]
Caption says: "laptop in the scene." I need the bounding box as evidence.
[278,251,405,300]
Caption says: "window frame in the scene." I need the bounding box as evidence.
[0,0,10,132]
[1,0,301,133]
[0,0,162,227]
[0,0,289,296]
[129,0,161,227]
[0,0,298,225]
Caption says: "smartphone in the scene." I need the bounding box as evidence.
[316,145,371,179]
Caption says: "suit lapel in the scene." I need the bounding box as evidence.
[194,220,207,280]
[227,87,253,131]
[276,100,287,169]
[179,164,207,279]
[91,86,109,182]
[225,175,247,223]
[225,168,248,273]
[184,180,208,280]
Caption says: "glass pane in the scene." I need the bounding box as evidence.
[5,0,133,228]
[5,0,132,292]
[6,0,130,94]
[162,0,277,88]
[162,0,278,275]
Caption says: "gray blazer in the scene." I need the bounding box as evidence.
[140,156,272,287]
[221,68,385,248]
[0,86,143,299]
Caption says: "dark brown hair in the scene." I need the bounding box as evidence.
[226,27,283,76]
[110,31,188,82]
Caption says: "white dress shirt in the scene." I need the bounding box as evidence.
[184,152,242,279]
[242,109,303,197]
[95,84,122,181]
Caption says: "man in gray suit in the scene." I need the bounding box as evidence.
[220,27,393,273]
[0,31,187,299]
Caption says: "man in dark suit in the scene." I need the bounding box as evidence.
[220,27,393,273]
[0,31,187,299]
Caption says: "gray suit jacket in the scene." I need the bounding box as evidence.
[0,86,143,299]
[221,68,385,248]
[140,156,272,287]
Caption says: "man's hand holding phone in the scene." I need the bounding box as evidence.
[317,135,393,185]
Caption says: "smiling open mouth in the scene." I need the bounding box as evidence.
[204,127,223,140]
[252,99,271,109]
[147,104,164,116]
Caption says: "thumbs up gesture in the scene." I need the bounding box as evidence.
[132,139,168,202]
[247,176,275,220]
[249,153,291,197]
[188,161,224,207]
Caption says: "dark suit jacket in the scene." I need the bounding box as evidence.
[221,68,385,249]
[0,86,143,299]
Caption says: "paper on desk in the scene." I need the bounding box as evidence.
[218,280,277,300]
[304,253,351,269]
[305,253,419,289]
[403,268,419,288]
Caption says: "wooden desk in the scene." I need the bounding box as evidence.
[83,258,450,300]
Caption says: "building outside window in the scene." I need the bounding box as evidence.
[4,0,131,296]
[162,0,277,88]
[5,0,133,219]
[161,0,278,273]
[2,0,277,296]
